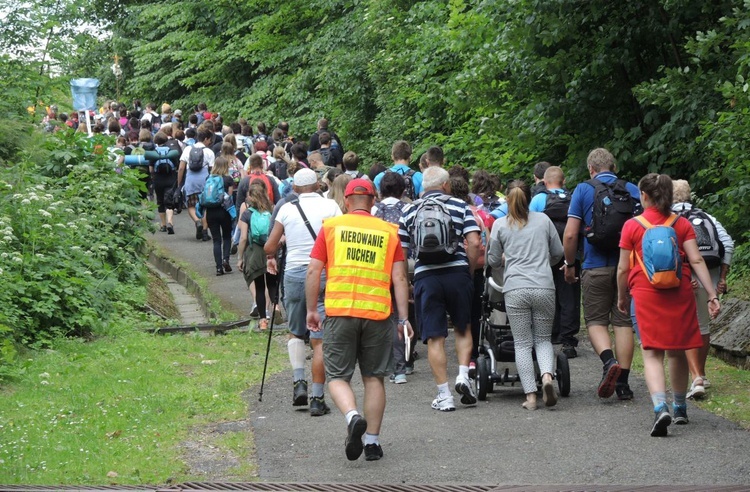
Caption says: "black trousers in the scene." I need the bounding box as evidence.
[551,260,581,346]
[206,208,232,269]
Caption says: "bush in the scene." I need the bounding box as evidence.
[0,128,154,354]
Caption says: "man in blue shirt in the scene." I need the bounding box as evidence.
[374,141,423,200]
[529,166,580,359]
[562,148,640,401]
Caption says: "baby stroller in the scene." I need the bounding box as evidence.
[474,265,571,400]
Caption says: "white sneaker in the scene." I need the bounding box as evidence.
[431,394,456,412]
[702,377,711,388]
[455,375,477,405]
[687,377,706,400]
[389,374,407,384]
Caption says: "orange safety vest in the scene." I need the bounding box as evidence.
[322,213,400,320]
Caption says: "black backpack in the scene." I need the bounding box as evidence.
[374,200,407,225]
[543,190,571,240]
[677,206,725,268]
[583,178,640,251]
[271,159,288,180]
[187,146,205,172]
[387,168,417,201]
[319,147,332,166]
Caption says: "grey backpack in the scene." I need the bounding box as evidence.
[412,196,458,264]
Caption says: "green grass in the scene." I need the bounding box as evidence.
[0,328,286,485]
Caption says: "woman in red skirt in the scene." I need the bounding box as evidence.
[616,173,720,437]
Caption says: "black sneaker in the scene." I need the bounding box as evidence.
[167,224,174,235]
[202,232,211,242]
[293,380,308,406]
[223,260,232,273]
[562,344,577,359]
[309,396,331,417]
[597,358,621,398]
[195,221,203,240]
[250,305,259,318]
[216,268,224,276]
[651,404,672,437]
[159,225,167,233]
[364,443,383,461]
[345,414,367,461]
[616,382,634,400]
[673,403,689,425]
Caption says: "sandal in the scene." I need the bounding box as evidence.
[522,400,537,411]
[258,318,268,331]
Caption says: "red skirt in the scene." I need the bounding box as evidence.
[631,272,702,351]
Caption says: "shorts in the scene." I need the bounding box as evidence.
[694,286,710,336]
[413,268,473,342]
[581,266,632,328]
[283,266,326,340]
[186,193,200,208]
[323,316,394,381]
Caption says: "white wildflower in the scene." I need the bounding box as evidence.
[21,199,30,205]
[39,210,52,217]
[41,224,52,229]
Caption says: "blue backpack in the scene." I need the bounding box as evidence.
[248,207,272,245]
[199,175,224,208]
[152,146,174,174]
[632,214,681,289]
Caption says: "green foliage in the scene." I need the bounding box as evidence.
[0,127,153,355]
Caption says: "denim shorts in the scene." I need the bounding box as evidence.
[283,266,326,340]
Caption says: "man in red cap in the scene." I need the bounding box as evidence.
[306,178,412,462]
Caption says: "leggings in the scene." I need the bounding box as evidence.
[253,273,279,319]
[504,288,556,394]
[206,208,232,269]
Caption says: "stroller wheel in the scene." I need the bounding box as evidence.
[476,354,490,401]
[556,352,571,397]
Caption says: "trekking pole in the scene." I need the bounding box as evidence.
[259,243,286,402]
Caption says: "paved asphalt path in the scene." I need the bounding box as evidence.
[152,211,750,486]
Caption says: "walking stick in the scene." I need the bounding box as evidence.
[259,243,286,402]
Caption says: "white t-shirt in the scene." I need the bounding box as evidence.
[179,142,215,170]
[275,192,342,269]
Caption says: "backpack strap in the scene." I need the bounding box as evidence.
[289,197,317,240]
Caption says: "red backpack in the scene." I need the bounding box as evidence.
[248,172,274,204]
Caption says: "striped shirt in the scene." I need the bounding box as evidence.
[398,190,480,278]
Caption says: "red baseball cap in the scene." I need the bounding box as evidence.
[344,178,376,197]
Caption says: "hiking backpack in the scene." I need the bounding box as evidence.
[411,196,458,264]
[374,201,407,225]
[543,190,571,241]
[199,175,224,208]
[584,178,640,251]
[633,214,682,289]
[319,147,332,166]
[153,146,175,174]
[677,207,724,268]
[248,207,272,245]
[386,168,418,201]
[248,172,275,204]
[187,146,205,172]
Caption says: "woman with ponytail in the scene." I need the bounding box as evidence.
[487,180,564,410]
[617,173,720,437]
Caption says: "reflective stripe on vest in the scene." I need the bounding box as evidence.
[323,214,398,320]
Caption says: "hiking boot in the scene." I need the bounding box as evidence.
[345,414,367,461]
[597,358,621,398]
[364,443,383,461]
[651,404,672,437]
[195,221,203,240]
[389,374,407,384]
[223,260,232,273]
[216,268,224,276]
[687,377,706,400]
[616,382,634,401]
[673,403,689,425]
[159,225,167,233]
[562,344,577,359]
[309,396,331,417]
[455,375,477,405]
[431,394,456,412]
[292,380,308,406]
[166,224,174,235]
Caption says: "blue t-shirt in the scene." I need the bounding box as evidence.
[373,164,423,197]
[529,188,566,212]
[568,171,640,269]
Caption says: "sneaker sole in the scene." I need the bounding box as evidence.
[617,392,634,401]
[597,363,622,398]
[674,416,689,425]
[345,417,368,461]
[310,407,331,417]
[455,382,477,405]
[687,387,706,400]
[293,392,308,407]
[650,412,672,437]
[431,404,456,412]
